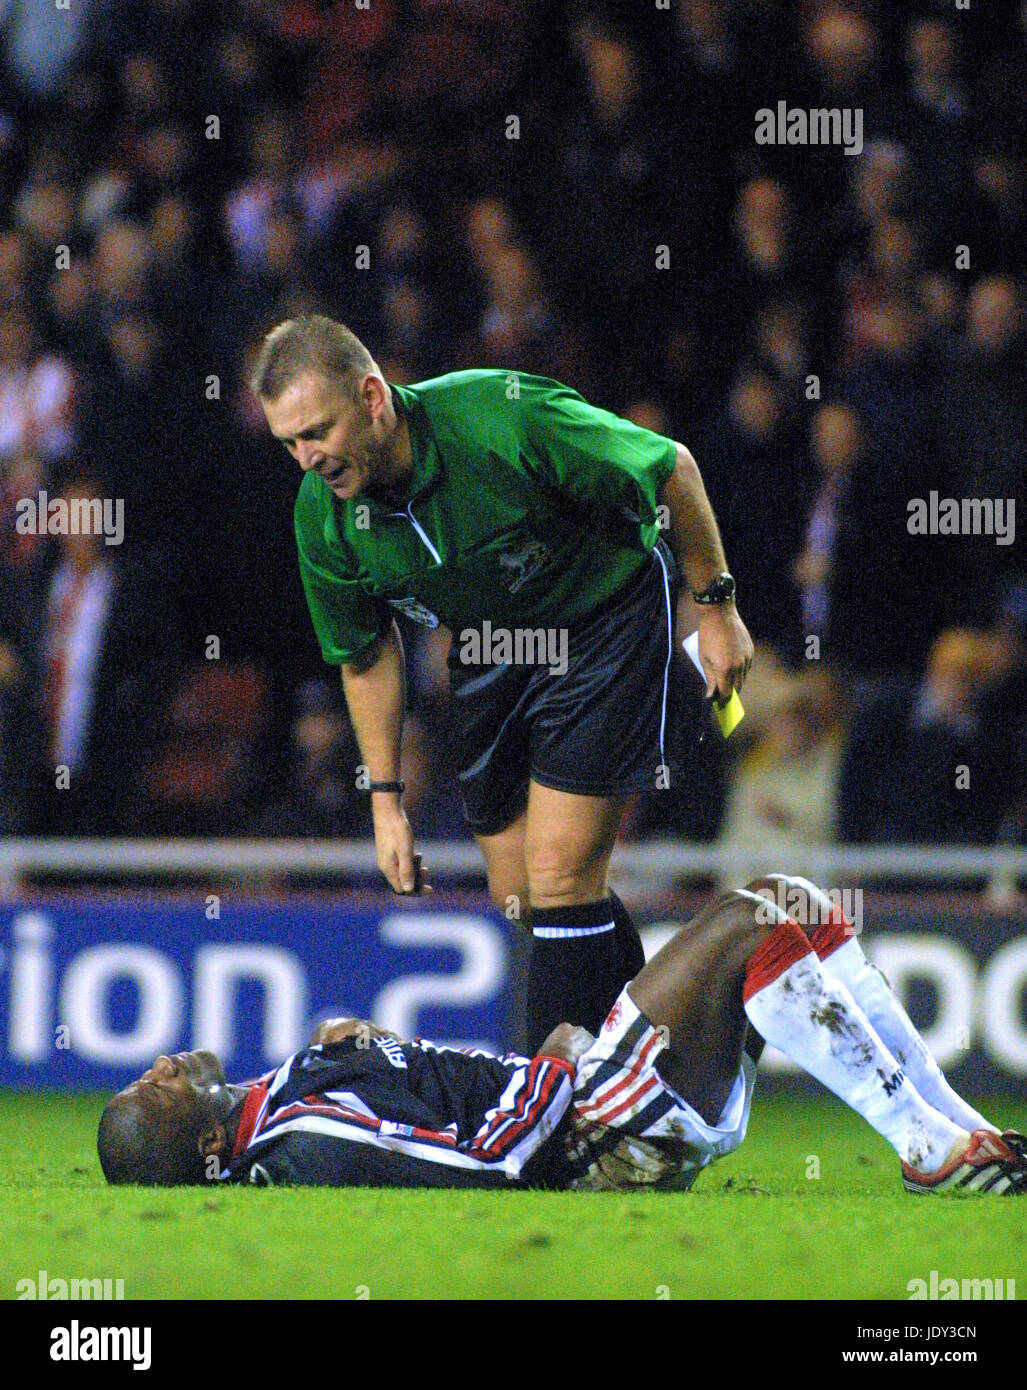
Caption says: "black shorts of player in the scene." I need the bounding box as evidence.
[447,540,696,835]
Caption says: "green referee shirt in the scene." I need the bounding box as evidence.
[294,370,678,665]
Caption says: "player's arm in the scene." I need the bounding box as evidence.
[341,622,431,895]
[660,444,753,704]
[458,1053,574,1171]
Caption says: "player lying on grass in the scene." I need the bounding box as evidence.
[97,875,1026,1194]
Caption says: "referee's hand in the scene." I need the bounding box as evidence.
[695,604,753,706]
[372,800,434,896]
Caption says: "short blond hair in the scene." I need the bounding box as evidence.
[249,315,375,401]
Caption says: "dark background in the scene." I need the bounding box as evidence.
[0,0,1023,862]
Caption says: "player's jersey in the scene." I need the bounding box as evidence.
[294,370,678,664]
[223,1035,575,1189]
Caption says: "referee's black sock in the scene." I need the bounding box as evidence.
[526,898,622,1054]
[607,888,646,983]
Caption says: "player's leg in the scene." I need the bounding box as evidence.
[633,889,987,1177]
[523,782,643,1048]
[628,890,766,1122]
[739,890,1025,1191]
[757,874,998,1135]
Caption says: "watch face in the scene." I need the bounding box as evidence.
[697,574,735,602]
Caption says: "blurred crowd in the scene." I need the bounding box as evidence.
[0,0,1023,868]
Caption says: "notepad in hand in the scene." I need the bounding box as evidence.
[682,631,745,737]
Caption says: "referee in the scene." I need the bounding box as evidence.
[252,315,753,1050]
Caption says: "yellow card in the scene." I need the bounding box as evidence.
[711,687,745,737]
[682,631,746,738]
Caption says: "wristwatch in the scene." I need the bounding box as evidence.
[691,572,736,605]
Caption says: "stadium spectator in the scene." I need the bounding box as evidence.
[622,398,670,437]
[1,0,96,105]
[697,362,803,656]
[142,659,271,837]
[222,106,298,277]
[472,244,555,372]
[835,300,952,673]
[840,215,923,365]
[916,270,962,344]
[969,151,1027,278]
[0,547,36,833]
[0,447,48,571]
[376,222,436,377]
[90,218,152,323]
[716,666,848,890]
[728,178,797,309]
[145,191,211,362]
[793,401,864,667]
[398,710,471,844]
[74,305,217,577]
[447,196,525,355]
[13,472,182,836]
[838,629,1011,847]
[955,275,1023,463]
[709,179,813,396]
[846,140,913,233]
[983,583,1027,909]
[0,225,31,312]
[751,298,810,390]
[197,333,319,685]
[540,15,676,389]
[933,275,1025,621]
[0,304,75,464]
[899,17,972,253]
[251,679,367,840]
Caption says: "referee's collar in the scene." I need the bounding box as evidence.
[384,381,442,507]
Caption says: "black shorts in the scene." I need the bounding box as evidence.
[448,542,697,835]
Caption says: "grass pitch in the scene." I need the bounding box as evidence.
[2,1090,1024,1301]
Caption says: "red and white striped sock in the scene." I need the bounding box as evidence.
[743,917,967,1171]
